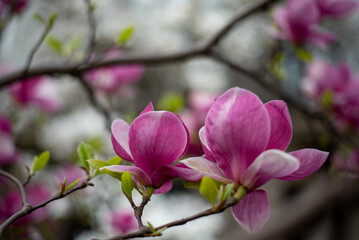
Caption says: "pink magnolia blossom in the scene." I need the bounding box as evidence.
[0,116,18,166]
[272,0,335,47]
[0,183,51,226]
[315,0,358,17]
[109,209,137,234]
[54,163,87,187]
[182,88,328,233]
[9,76,61,113]
[84,49,144,94]
[301,60,352,99]
[101,103,200,194]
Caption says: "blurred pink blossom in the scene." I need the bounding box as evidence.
[0,0,29,15]
[315,0,358,17]
[272,0,335,47]
[84,49,144,94]
[0,183,51,226]
[109,209,137,234]
[54,163,87,187]
[9,76,62,113]
[0,116,18,166]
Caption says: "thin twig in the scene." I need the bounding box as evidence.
[0,181,93,237]
[72,73,112,128]
[98,197,240,240]
[0,169,29,206]
[0,0,279,89]
[83,0,97,63]
[24,17,55,73]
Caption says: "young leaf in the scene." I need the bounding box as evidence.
[183,180,201,189]
[32,151,50,174]
[157,93,184,113]
[118,25,135,45]
[60,177,67,194]
[101,169,123,181]
[33,13,45,24]
[121,171,135,200]
[199,176,218,206]
[294,47,312,62]
[87,159,110,170]
[77,142,95,170]
[48,13,58,26]
[46,35,63,54]
[64,178,82,192]
[223,183,235,200]
[107,156,123,165]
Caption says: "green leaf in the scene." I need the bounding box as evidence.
[118,25,135,45]
[147,221,156,233]
[48,13,58,26]
[64,178,81,191]
[157,93,185,113]
[223,183,235,200]
[107,156,123,165]
[87,159,110,170]
[46,35,63,54]
[183,180,201,189]
[199,176,218,206]
[101,169,123,181]
[121,171,135,200]
[32,151,50,174]
[33,13,45,24]
[77,142,95,170]
[294,47,312,62]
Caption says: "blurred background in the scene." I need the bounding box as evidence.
[1,0,359,239]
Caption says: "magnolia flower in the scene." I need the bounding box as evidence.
[272,0,335,47]
[182,88,328,233]
[315,0,358,17]
[0,116,18,166]
[101,103,200,193]
[301,60,352,99]
[109,209,137,234]
[0,0,29,15]
[84,49,144,94]
[301,60,359,131]
[9,76,61,113]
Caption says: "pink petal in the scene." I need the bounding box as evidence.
[232,190,270,233]
[205,88,270,181]
[100,165,152,186]
[321,0,358,17]
[111,119,133,162]
[150,164,203,187]
[140,102,154,115]
[278,149,328,181]
[129,111,189,175]
[240,150,300,189]
[307,28,336,48]
[154,181,172,194]
[198,126,215,161]
[264,100,293,151]
[181,157,232,183]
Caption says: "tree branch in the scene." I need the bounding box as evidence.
[83,0,97,63]
[0,0,279,89]
[0,169,29,206]
[0,180,93,237]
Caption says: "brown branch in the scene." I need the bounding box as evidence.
[72,73,112,128]
[83,0,97,63]
[24,16,55,73]
[0,0,279,89]
[97,196,241,240]
[0,169,29,206]
[0,180,93,237]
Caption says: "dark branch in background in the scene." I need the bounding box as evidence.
[0,174,93,237]
[83,0,97,63]
[73,73,112,128]
[95,197,241,240]
[24,16,56,73]
[0,169,29,206]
